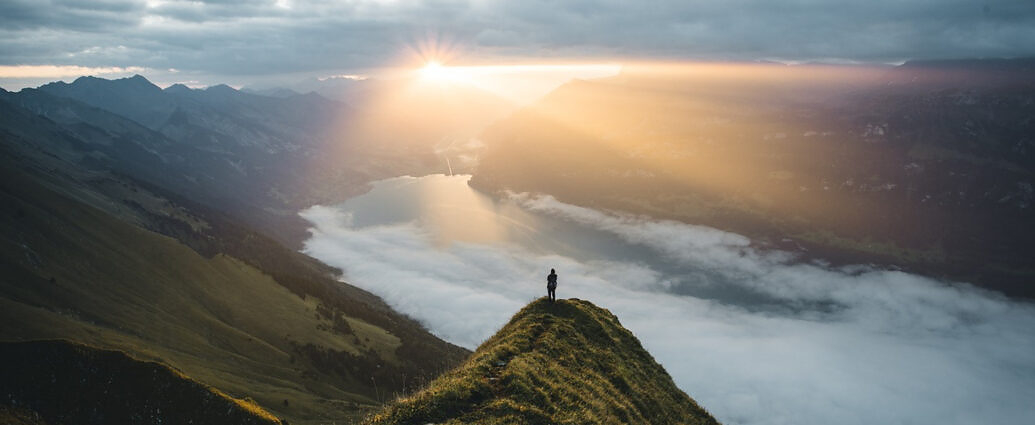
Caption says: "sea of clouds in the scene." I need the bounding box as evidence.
[301,187,1035,425]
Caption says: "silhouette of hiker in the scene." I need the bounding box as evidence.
[547,268,558,302]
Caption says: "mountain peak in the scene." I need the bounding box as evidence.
[118,74,161,91]
[58,74,162,93]
[69,75,100,84]
[205,83,238,94]
[365,298,719,424]
[164,83,194,94]
[36,74,171,127]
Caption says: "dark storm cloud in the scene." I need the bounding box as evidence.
[2,0,1034,84]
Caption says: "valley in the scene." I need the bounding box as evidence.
[471,60,1035,298]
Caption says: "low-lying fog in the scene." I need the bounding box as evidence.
[301,174,1035,425]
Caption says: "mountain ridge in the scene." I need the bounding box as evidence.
[1,340,282,425]
[365,298,719,425]
[9,74,420,247]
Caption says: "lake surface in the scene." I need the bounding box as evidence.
[301,174,1035,425]
[308,174,785,307]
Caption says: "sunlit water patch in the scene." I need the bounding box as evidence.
[301,174,1035,425]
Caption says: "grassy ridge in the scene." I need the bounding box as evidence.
[0,405,50,425]
[0,340,281,425]
[366,298,719,425]
[0,162,373,422]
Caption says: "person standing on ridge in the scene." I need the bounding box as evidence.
[547,268,558,302]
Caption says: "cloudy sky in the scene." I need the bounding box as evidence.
[2,0,1034,88]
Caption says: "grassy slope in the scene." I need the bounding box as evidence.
[1,340,281,425]
[0,405,51,425]
[365,298,719,425]
[0,160,460,424]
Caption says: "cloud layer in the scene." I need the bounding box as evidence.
[3,0,1035,88]
[301,175,1035,425]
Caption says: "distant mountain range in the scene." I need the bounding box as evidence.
[0,74,517,246]
[471,58,1035,297]
[4,74,440,247]
[243,75,371,104]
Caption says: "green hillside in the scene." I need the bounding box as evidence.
[0,405,51,425]
[0,148,466,424]
[365,298,719,425]
[1,340,281,425]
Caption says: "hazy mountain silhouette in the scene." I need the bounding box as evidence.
[8,75,444,246]
[19,74,515,246]
[472,58,1035,297]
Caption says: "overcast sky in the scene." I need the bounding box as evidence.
[2,0,1034,88]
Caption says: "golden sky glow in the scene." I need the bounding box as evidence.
[0,65,147,79]
[411,60,621,105]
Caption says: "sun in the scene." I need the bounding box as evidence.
[419,60,454,82]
